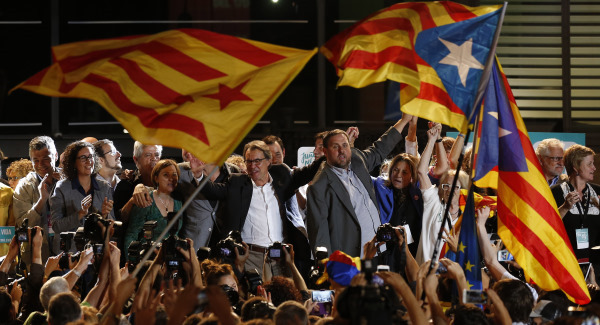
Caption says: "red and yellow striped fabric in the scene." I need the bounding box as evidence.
[321,1,501,132]
[12,29,317,164]
[485,60,590,304]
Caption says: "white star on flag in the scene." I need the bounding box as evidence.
[438,37,484,87]
[487,111,512,137]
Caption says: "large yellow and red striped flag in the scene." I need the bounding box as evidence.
[11,29,317,164]
[472,58,590,304]
[321,1,503,133]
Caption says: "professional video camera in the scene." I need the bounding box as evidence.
[309,246,329,289]
[213,231,245,259]
[163,212,190,271]
[15,218,39,242]
[376,223,403,244]
[127,221,159,272]
[336,259,405,325]
[83,213,123,243]
[267,241,289,259]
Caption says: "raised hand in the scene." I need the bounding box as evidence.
[101,197,114,218]
[79,194,93,219]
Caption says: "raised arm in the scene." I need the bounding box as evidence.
[475,206,506,281]
[448,133,465,170]
[417,124,441,191]
[431,125,449,178]
[405,116,419,157]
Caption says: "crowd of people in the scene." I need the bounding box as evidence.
[1,114,600,325]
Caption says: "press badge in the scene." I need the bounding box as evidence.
[576,228,589,249]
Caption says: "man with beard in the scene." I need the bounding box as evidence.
[93,139,130,195]
[13,136,61,261]
[306,114,413,258]
[113,141,162,223]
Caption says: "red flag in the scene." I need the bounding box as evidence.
[12,29,317,164]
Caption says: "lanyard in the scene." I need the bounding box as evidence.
[568,182,590,228]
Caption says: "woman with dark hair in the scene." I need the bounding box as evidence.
[51,141,113,251]
[552,144,600,265]
[372,153,423,256]
[124,159,182,256]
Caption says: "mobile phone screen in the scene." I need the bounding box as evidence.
[312,290,333,303]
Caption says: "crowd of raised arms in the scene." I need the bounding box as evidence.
[1,114,600,325]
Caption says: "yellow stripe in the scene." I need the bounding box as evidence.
[338,61,420,89]
[365,7,424,36]
[497,227,589,303]
[417,65,445,90]
[402,97,468,132]
[498,177,585,279]
[337,30,413,67]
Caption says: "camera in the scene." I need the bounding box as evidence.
[163,234,190,270]
[16,219,39,242]
[93,243,104,255]
[60,232,75,252]
[83,213,123,243]
[462,289,488,304]
[213,231,245,259]
[267,241,288,259]
[376,223,402,243]
[221,285,240,306]
[59,251,80,270]
[336,284,404,324]
[243,269,263,296]
[309,246,329,289]
[73,227,87,252]
[127,241,143,272]
[143,220,158,241]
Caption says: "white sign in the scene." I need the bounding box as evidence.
[297,147,315,167]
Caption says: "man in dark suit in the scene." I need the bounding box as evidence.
[201,140,322,276]
[306,114,413,258]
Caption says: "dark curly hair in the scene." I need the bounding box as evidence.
[62,141,99,181]
[263,276,302,307]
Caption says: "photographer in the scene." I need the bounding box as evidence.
[363,225,419,283]
[0,227,45,321]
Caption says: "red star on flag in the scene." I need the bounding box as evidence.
[205,80,253,110]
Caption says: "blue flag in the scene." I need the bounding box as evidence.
[456,189,482,290]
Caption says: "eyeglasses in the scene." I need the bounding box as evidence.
[244,157,267,166]
[77,154,95,162]
[101,150,120,157]
[143,153,161,159]
[441,183,461,191]
[545,156,563,162]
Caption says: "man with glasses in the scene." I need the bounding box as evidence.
[93,139,130,195]
[13,136,62,262]
[201,140,323,276]
[535,138,565,186]
[113,141,162,223]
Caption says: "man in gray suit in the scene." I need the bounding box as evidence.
[176,150,239,251]
[306,114,413,258]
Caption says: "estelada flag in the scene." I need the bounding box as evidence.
[12,29,317,164]
[472,58,590,304]
[321,1,502,133]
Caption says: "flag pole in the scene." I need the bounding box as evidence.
[427,3,507,273]
[130,166,220,278]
